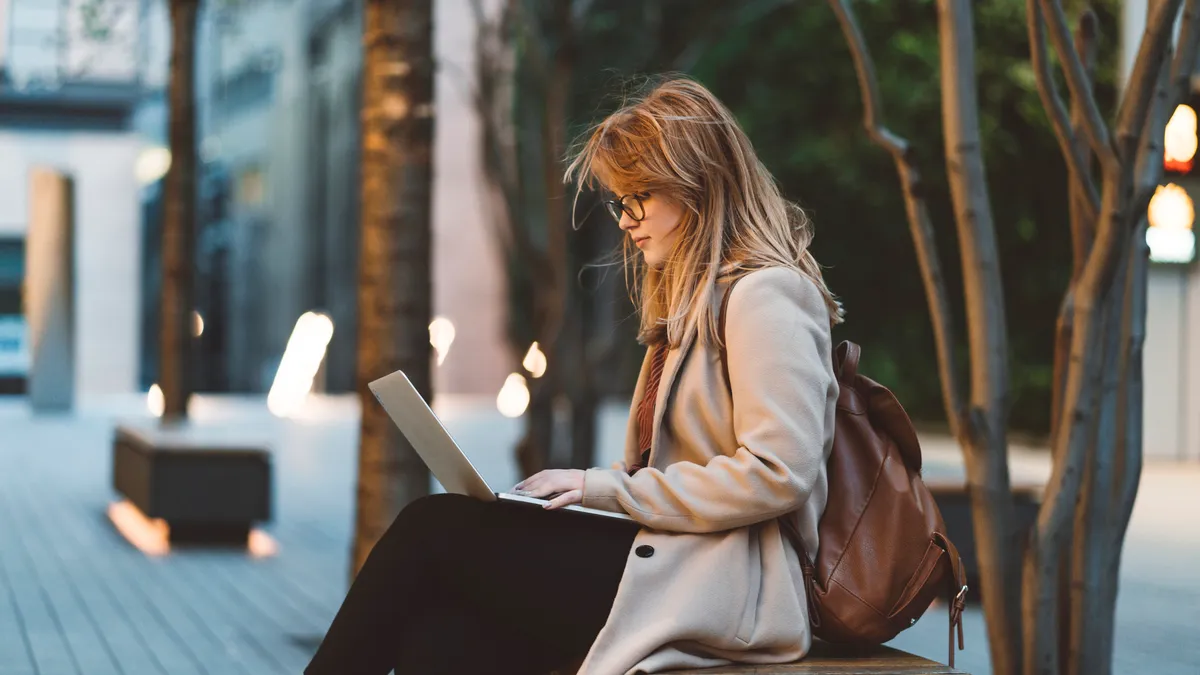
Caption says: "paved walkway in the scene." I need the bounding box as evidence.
[0,394,1196,675]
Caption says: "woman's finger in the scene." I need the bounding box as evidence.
[544,489,583,510]
[514,470,550,492]
[526,476,568,499]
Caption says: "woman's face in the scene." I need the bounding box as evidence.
[612,191,685,269]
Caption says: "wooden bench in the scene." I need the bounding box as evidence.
[112,424,272,545]
[550,643,967,674]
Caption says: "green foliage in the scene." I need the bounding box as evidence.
[677,0,1120,433]
[546,0,1119,434]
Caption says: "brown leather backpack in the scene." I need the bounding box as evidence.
[719,280,968,667]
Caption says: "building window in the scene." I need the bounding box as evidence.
[236,165,266,208]
[216,49,278,120]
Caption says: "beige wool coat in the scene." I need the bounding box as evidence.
[577,267,841,675]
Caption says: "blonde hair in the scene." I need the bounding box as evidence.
[565,76,843,348]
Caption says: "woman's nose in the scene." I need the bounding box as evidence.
[618,213,636,231]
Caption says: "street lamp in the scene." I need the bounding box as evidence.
[1147,183,1196,264]
[1164,105,1198,174]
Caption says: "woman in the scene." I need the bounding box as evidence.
[305,77,843,675]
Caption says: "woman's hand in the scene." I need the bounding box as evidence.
[514,469,585,510]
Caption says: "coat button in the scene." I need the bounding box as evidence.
[635,545,655,558]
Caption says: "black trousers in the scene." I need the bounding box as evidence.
[305,493,640,675]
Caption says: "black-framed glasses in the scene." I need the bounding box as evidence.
[603,192,650,223]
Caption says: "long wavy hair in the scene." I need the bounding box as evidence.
[565,76,843,348]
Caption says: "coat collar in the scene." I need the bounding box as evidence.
[629,281,732,468]
[647,323,697,465]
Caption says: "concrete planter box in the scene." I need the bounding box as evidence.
[112,425,272,545]
[927,480,1043,603]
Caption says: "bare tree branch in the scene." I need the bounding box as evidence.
[1053,8,1098,454]
[1056,10,1169,491]
[534,0,575,351]
[1112,223,1149,547]
[1025,6,1144,675]
[1038,0,1118,172]
[826,0,965,438]
[1115,0,1185,164]
[1056,17,1102,661]
[1132,0,1200,211]
[1137,43,1176,221]
[1112,41,1165,606]
[1025,297,1107,675]
[470,0,546,281]
[1027,0,1099,221]
[1067,239,1129,675]
[1170,0,1200,104]
[936,3,1022,673]
[1070,9,1100,274]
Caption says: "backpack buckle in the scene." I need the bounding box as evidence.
[955,585,969,603]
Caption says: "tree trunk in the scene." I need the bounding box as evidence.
[351,0,436,578]
[160,0,200,423]
[1066,236,1129,675]
[1095,220,1150,664]
[1055,11,1099,666]
[1053,10,1097,446]
[935,3,1022,673]
[517,367,558,476]
[516,0,576,477]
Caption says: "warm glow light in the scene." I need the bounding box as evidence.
[1165,105,1198,173]
[267,312,335,418]
[147,384,165,418]
[429,317,456,366]
[108,500,277,558]
[522,342,547,379]
[1147,183,1197,263]
[497,373,530,418]
[135,146,172,185]
[247,529,279,558]
[107,500,170,556]
[193,311,205,337]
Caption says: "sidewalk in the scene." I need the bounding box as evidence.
[0,394,1196,674]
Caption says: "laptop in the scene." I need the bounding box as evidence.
[368,369,633,522]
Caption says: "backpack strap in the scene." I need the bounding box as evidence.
[934,532,968,668]
[717,277,743,393]
[834,341,861,384]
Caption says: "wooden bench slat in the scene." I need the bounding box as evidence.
[663,642,965,674]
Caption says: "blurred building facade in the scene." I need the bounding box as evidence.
[0,0,165,404]
[176,0,509,397]
[0,0,509,405]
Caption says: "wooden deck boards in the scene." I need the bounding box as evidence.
[0,417,353,675]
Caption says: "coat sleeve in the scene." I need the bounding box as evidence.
[581,268,837,533]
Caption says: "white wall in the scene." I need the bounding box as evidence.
[0,130,142,404]
[1144,265,1188,459]
[1185,259,1200,461]
[1121,0,1149,87]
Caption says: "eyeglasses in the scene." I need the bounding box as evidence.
[603,192,650,223]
